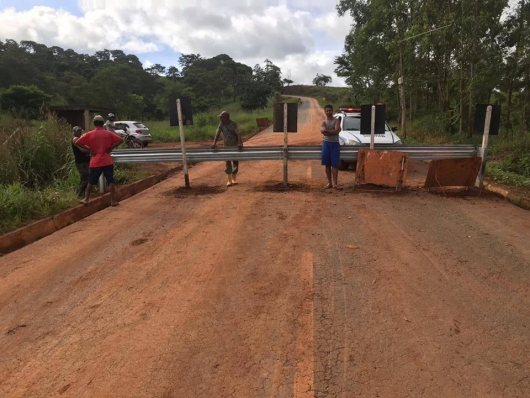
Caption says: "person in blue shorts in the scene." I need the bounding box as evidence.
[321,104,342,189]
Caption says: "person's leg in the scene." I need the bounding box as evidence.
[330,143,342,189]
[76,163,89,197]
[81,167,101,204]
[332,167,340,188]
[225,161,233,186]
[109,183,117,205]
[232,161,239,184]
[102,165,119,206]
[325,166,332,187]
[322,142,332,188]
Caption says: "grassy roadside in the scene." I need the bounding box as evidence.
[147,104,274,143]
[1,98,281,234]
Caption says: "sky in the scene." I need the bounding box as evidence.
[0,0,353,86]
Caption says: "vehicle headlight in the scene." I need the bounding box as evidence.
[345,139,361,145]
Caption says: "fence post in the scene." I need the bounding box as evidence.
[177,98,190,188]
[283,103,288,187]
[476,105,492,189]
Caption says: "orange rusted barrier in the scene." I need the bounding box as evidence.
[424,157,481,189]
[354,149,409,191]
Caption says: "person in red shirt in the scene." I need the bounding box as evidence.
[75,114,123,206]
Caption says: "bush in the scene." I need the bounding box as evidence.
[0,115,73,187]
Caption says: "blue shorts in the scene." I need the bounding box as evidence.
[89,165,115,185]
[321,141,340,168]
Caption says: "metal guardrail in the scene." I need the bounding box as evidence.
[112,144,478,164]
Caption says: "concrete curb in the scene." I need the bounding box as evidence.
[0,168,178,255]
[483,181,530,211]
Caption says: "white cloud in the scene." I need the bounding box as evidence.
[0,0,352,85]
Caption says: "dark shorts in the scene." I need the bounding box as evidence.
[89,165,115,185]
[321,141,340,168]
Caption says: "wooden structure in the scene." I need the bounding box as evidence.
[48,105,116,132]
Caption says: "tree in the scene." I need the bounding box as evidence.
[313,74,332,86]
[240,80,271,110]
[119,93,146,119]
[166,66,180,82]
[145,63,166,76]
[282,78,294,86]
[0,84,52,118]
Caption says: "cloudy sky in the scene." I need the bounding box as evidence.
[0,0,352,86]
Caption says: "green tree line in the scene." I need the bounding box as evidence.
[335,0,530,137]
[0,39,284,119]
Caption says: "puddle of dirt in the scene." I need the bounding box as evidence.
[131,238,149,246]
[254,182,313,193]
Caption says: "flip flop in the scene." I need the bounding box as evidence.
[334,186,344,190]
[111,202,120,207]
[79,199,88,205]
[324,183,333,189]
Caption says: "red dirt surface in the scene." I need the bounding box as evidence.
[1,97,529,397]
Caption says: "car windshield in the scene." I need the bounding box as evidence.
[134,123,147,128]
[342,116,390,132]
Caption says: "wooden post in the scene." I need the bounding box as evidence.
[84,109,91,132]
[476,105,492,189]
[177,99,190,188]
[283,103,288,187]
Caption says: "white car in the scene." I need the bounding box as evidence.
[334,107,402,169]
[114,121,152,147]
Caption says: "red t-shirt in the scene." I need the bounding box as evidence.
[76,127,122,168]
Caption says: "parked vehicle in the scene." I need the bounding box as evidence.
[114,121,152,148]
[334,107,401,170]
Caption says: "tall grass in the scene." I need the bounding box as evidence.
[406,113,530,187]
[0,113,149,233]
[147,106,274,143]
[1,114,74,187]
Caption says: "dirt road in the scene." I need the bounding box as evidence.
[1,98,529,398]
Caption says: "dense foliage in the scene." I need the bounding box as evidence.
[335,0,530,137]
[0,40,284,119]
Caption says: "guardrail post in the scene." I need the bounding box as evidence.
[177,98,190,188]
[99,174,106,193]
[283,103,288,187]
[476,105,492,189]
[370,105,375,150]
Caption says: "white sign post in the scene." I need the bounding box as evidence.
[476,105,492,189]
[177,98,190,188]
[370,105,376,150]
[283,103,288,187]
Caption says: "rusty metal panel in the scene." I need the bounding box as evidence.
[273,103,298,132]
[424,157,482,188]
[355,149,409,190]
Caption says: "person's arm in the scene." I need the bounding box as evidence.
[72,137,90,153]
[75,134,92,154]
[320,120,329,136]
[211,125,221,149]
[106,133,124,153]
[328,118,342,136]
